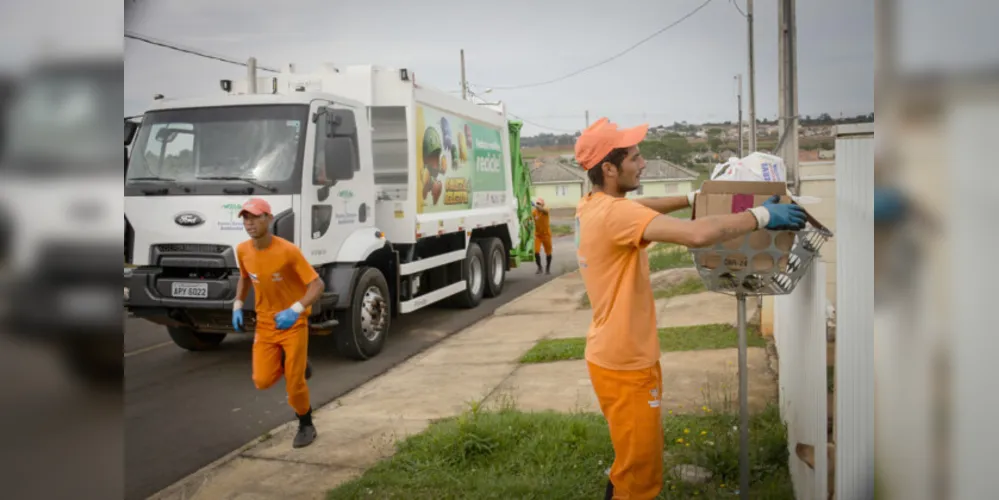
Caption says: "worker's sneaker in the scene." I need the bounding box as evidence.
[293,424,317,448]
[293,409,317,448]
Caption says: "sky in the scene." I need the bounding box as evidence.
[120,0,875,137]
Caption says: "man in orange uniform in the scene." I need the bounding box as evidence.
[532,197,553,274]
[574,118,806,499]
[231,198,326,449]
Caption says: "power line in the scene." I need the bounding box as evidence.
[478,0,715,91]
[731,0,748,18]
[507,112,579,134]
[124,30,281,73]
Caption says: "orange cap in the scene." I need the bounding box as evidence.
[238,198,272,217]
[574,117,649,170]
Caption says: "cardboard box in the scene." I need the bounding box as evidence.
[691,180,821,273]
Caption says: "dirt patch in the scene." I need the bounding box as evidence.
[650,267,701,290]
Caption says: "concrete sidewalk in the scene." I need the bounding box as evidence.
[150,270,776,500]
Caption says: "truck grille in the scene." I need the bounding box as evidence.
[153,244,229,254]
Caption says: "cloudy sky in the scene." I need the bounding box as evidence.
[123,0,875,136]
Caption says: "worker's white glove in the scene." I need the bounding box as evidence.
[686,190,699,207]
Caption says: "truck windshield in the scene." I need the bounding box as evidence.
[1,62,121,172]
[125,105,308,190]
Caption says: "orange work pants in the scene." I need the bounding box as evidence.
[588,360,664,500]
[534,233,553,255]
[252,325,311,416]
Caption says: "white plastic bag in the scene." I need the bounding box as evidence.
[710,152,787,183]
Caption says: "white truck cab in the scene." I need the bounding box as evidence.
[124,63,525,360]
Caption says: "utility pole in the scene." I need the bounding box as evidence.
[247,57,258,94]
[778,0,800,194]
[736,74,744,158]
[585,110,590,129]
[460,49,468,100]
[747,0,757,152]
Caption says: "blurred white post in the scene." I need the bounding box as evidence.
[946,91,999,500]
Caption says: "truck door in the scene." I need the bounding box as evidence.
[299,101,375,265]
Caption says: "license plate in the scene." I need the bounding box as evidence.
[172,282,208,298]
[61,289,117,318]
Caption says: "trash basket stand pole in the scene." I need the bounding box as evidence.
[737,292,750,500]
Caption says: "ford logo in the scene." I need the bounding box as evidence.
[175,213,205,227]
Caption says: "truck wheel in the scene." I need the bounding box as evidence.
[334,266,390,361]
[449,241,485,308]
[167,327,226,351]
[482,237,506,298]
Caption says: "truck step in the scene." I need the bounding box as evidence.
[309,318,339,335]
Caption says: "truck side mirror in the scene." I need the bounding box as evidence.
[125,119,139,146]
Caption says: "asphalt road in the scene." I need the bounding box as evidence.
[125,237,578,500]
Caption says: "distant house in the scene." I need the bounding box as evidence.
[818,149,835,160]
[529,161,586,208]
[626,159,698,200]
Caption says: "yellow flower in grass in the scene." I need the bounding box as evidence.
[700,430,708,436]
[683,428,690,435]
[676,438,684,444]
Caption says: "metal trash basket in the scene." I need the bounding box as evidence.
[686,224,833,499]
[689,226,834,296]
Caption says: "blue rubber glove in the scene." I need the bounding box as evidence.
[274,306,302,330]
[761,195,807,230]
[232,309,244,332]
[873,187,908,225]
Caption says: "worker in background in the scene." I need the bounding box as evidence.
[574,118,807,499]
[532,197,553,274]
[232,198,324,449]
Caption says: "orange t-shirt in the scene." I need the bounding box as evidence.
[533,208,551,236]
[575,192,662,371]
[236,236,320,335]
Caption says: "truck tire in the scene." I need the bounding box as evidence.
[334,266,390,361]
[167,327,226,351]
[482,237,506,298]
[449,241,485,309]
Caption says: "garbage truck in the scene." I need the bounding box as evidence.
[124,62,535,360]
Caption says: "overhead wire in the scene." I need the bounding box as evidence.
[124,30,281,73]
[731,0,748,18]
[476,0,715,91]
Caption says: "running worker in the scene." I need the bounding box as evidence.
[574,118,807,499]
[232,198,325,449]
[532,197,553,274]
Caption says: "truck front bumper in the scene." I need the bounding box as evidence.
[123,267,338,333]
[0,274,121,339]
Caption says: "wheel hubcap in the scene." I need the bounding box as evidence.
[360,286,386,341]
[491,248,504,287]
[470,255,483,296]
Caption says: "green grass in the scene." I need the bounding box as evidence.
[551,223,574,236]
[653,277,707,300]
[648,243,694,273]
[326,403,793,499]
[519,324,766,364]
